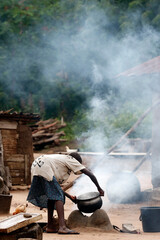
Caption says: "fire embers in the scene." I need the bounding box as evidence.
[106,171,141,204]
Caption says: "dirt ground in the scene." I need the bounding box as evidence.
[1,153,160,240]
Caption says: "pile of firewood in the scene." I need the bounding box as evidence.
[30,118,67,150]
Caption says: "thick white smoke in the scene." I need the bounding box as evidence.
[3,1,160,205]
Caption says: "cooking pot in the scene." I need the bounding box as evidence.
[106,171,141,203]
[76,192,102,213]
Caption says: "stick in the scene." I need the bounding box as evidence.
[132,149,151,173]
[32,121,58,134]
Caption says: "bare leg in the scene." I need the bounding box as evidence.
[55,200,79,234]
[46,199,58,233]
[55,200,66,230]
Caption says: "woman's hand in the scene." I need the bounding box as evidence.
[98,188,105,196]
[64,191,77,203]
[70,195,77,203]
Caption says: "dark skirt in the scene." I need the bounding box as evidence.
[27,176,65,208]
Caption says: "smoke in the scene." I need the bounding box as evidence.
[3,3,159,102]
[2,1,160,201]
[57,3,160,203]
[72,16,159,152]
[92,63,103,84]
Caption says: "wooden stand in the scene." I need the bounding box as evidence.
[0,223,42,240]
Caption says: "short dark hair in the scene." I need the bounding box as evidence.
[69,152,82,164]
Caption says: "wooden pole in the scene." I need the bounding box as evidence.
[151,94,160,188]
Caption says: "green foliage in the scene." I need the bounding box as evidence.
[142,10,153,23]
[129,0,143,9]
[109,107,152,139]
[63,122,76,141]
[152,14,160,30]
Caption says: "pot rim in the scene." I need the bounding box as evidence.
[140,206,160,210]
[77,191,100,201]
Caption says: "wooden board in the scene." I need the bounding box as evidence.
[0,213,42,233]
[0,120,17,130]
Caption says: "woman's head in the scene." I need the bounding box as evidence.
[69,152,82,164]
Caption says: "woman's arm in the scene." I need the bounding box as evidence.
[63,191,77,203]
[81,168,104,196]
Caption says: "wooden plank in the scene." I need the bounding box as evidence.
[6,162,24,169]
[7,154,25,161]
[9,170,24,178]
[32,132,54,138]
[7,160,24,163]
[37,118,57,126]
[7,158,24,162]
[0,120,17,130]
[33,135,59,146]
[32,121,58,134]
[0,213,42,233]
[11,177,24,185]
[10,169,24,174]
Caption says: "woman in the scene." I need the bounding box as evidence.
[27,152,104,234]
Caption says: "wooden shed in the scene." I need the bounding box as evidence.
[0,111,40,185]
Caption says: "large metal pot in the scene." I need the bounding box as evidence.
[106,171,141,203]
[76,192,102,213]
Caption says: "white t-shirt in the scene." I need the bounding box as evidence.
[31,154,85,183]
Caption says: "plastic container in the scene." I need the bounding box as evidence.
[0,194,12,214]
[140,206,160,232]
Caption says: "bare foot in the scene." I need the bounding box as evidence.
[44,217,58,233]
[58,227,79,234]
[44,223,58,233]
[46,227,58,233]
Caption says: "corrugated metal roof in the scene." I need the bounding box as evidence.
[116,55,160,78]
